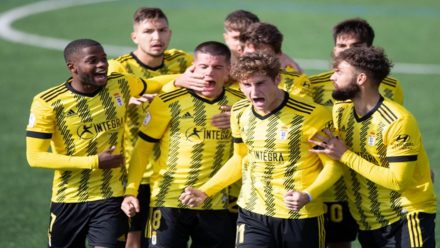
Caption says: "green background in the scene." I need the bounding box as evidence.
[0,0,438,247]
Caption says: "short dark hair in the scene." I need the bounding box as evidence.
[194,41,231,64]
[63,39,102,62]
[231,52,280,81]
[333,46,392,85]
[332,18,375,46]
[133,7,168,24]
[224,10,259,33]
[240,22,283,54]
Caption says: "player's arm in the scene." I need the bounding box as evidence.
[279,53,303,73]
[26,135,98,169]
[124,136,156,197]
[304,154,343,199]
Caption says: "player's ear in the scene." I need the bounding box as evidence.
[130,31,138,44]
[66,61,76,73]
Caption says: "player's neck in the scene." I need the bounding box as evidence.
[353,89,381,117]
[133,50,164,68]
[70,79,102,94]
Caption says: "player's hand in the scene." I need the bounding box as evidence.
[309,128,347,160]
[284,190,310,211]
[121,195,140,217]
[175,65,209,91]
[179,187,208,207]
[129,94,157,105]
[98,146,124,169]
[211,105,231,129]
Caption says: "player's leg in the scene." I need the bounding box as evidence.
[126,184,151,248]
[147,207,191,248]
[48,202,88,248]
[235,208,274,248]
[324,201,358,248]
[87,197,128,248]
[400,212,435,248]
[271,214,325,248]
[190,209,235,248]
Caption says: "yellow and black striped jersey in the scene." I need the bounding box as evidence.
[108,49,193,184]
[128,88,244,210]
[334,97,436,230]
[309,70,404,106]
[231,91,340,219]
[26,73,159,203]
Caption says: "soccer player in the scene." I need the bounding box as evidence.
[26,39,163,248]
[121,41,244,248]
[309,18,403,106]
[308,18,405,248]
[310,46,436,248]
[107,7,194,247]
[237,21,313,100]
[223,9,303,72]
[180,52,342,247]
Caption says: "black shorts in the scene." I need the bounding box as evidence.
[324,201,358,243]
[236,208,325,248]
[129,184,151,232]
[48,197,128,248]
[358,212,436,248]
[147,207,235,248]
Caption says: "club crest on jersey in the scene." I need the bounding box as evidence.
[143,112,151,125]
[114,93,123,106]
[279,127,288,140]
[368,132,375,146]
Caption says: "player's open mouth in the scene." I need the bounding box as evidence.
[94,72,107,82]
[252,97,265,105]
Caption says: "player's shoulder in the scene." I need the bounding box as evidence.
[107,72,140,82]
[285,94,326,116]
[109,53,133,64]
[381,76,401,88]
[308,70,333,84]
[34,81,70,104]
[164,49,192,60]
[380,98,412,122]
[231,98,251,113]
[225,87,245,99]
[157,88,189,103]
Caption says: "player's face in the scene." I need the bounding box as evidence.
[69,45,108,89]
[243,42,275,55]
[132,18,171,58]
[193,52,230,99]
[224,30,242,58]
[330,61,360,101]
[333,34,368,57]
[239,73,282,115]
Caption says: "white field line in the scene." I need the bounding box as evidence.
[1,0,439,75]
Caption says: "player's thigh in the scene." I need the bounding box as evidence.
[48,202,88,248]
[147,207,190,248]
[272,215,325,248]
[235,208,273,248]
[87,197,128,248]
[191,210,236,248]
[324,201,358,243]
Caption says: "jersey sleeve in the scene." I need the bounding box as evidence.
[340,116,420,191]
[138,95,171,141]
[26,96,98,170]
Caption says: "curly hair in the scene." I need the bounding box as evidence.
[231,52,280,81]
[333,46,393,85]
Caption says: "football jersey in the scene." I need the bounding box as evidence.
[26,73,157,203]
[133,88,244,210]
[108,49,193,184]
[231,91,339,219]
[309,70,404,106]
[333,97,436,230]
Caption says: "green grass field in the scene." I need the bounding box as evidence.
[0,0,439,247]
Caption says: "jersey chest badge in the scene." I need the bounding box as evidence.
[368,132,376,146]
[279,127,288,140]
[113,93,123,106]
